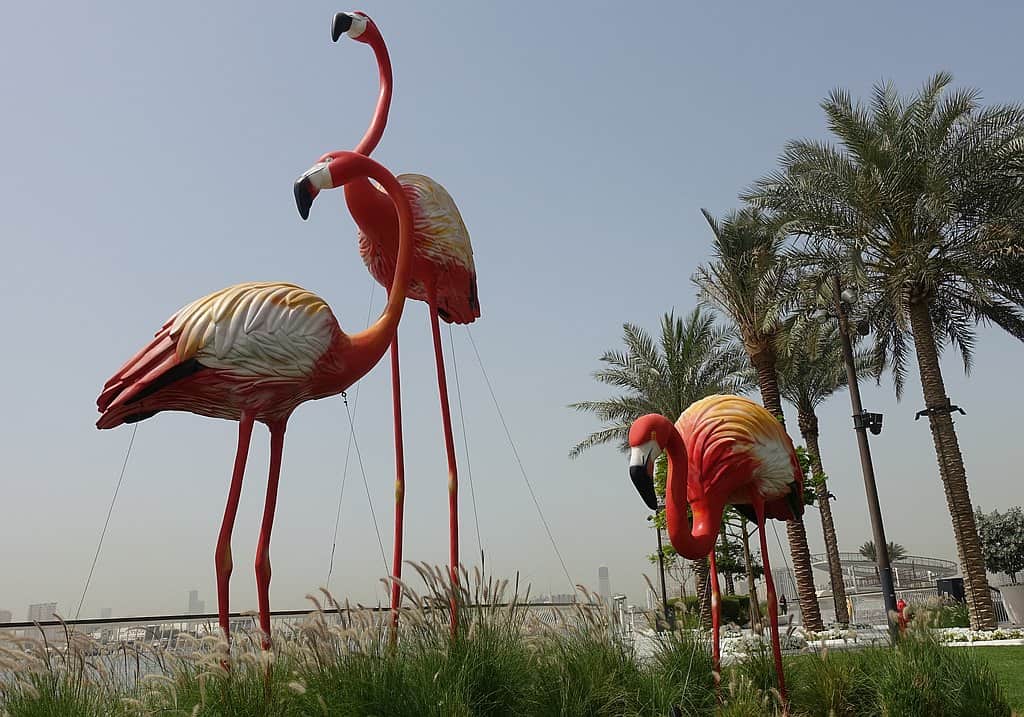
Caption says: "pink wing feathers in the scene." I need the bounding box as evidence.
[677,395,803,519]
[97,282,339,428]
[358,173,479,324]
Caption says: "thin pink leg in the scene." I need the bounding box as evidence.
[255,420,287,650]
[215,411,255,644]
[388,334,406,642]
[755,501,788,709]
[709,549,722,696]
[428,297,459,636]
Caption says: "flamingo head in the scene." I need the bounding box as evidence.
[332,11,380,46]
[627,414,675,511]
[293,160,334,220]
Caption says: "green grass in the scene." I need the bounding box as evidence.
[971,646,1024,714]
[0,569,1017,717]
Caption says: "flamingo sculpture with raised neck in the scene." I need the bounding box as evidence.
[96,152,415,650]
[295,11,479,634]
[627,394,803,705]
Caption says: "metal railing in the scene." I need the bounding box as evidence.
[809,553,957,573]
[0,600,600,650]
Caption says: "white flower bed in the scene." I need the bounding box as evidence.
[935,627,1024,642]
[720,630,807,657]
[803,627,861,642]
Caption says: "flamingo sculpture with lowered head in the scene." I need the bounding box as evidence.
[627,394,803,704]
[295,11,479,632]
[96,152,415,650]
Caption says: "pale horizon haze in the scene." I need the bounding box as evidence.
[2,1,1023,620]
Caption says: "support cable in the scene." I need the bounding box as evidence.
[465,327,574,592]
[448,325,484,570]
[342,392,390,577]
[326,280,377,587]
[77,424,138,620]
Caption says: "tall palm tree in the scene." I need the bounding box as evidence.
[746,73,1024,629]
[569,307,752,627]
[777,321,876,625]
[694,207,825,631]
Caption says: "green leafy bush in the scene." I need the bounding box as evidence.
[671,594,755,626]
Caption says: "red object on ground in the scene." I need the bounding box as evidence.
[897,598,909,633]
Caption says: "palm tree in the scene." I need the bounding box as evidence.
[569,307,753,627]
[746,73,1024,629]
[569,308,752,456]
[858,540,908,563]
[777,321,875,625]
[694,208,825,631]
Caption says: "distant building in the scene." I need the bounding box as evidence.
[187,590,205,615]
[27,603,58,623]
[0,609,12,624]
[598,566,611,606]
[27,603,60,641]
[543,593,577,604]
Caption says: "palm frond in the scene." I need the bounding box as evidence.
[748,73,1024,397]
[568,307,752,458]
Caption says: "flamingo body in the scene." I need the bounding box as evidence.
[628,394,801,708]
[306,10,480,636]
[676,394,802,517]
[357,174,479,324]
[97,282,350,428]
[96,150,417,652]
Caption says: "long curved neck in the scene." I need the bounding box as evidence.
[354,30,392,157]
[344,175,398,252]
[663,425,720,559]
[344,154,412,369]
[345,29,398,245]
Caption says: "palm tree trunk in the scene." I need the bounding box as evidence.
[785,519,823,630]
[799,410,850,625]
[741,520,763,631]
[908,300,997,630]
[718,532,736,596]
[750,346,783,421]
[693,556,712,629]
[751,349,824,631]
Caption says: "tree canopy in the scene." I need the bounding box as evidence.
[975,506,1024,584]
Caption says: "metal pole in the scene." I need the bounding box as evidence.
[832,275,899,638]
[655,515,674,629]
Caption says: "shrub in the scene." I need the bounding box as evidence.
[671,594,753,625]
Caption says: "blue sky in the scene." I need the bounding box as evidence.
[2,0,1023,619]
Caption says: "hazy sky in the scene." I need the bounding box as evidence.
[2,1,1023,620]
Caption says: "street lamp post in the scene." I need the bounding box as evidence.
[831,274,899,637]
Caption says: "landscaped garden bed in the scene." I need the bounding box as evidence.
[1,574,1018,716]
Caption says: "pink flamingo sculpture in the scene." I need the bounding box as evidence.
[295,11,479,633]
[627,394,803,705]
[96,152,415,650]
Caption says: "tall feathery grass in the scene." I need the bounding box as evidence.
[0,567,1014,716]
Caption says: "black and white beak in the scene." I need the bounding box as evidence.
[332,12,368,42]
[293,161,333,220]
[628,440,661,511]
